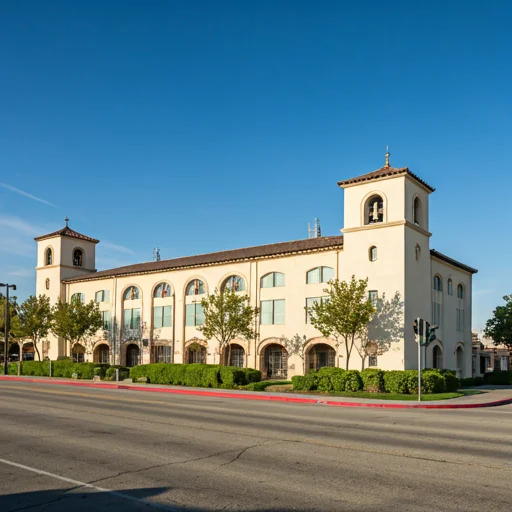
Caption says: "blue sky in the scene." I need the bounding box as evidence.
[0,1,510,331]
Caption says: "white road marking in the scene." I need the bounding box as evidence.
[0,457,181,511]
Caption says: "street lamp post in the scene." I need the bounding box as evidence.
[1,283,17,375]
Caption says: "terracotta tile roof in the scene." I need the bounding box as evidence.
[63,236,345,283]
[34,227,100,244]
[430,249,478,274]
[338,165,435,193]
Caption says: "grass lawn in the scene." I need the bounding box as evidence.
[265,386,484,401]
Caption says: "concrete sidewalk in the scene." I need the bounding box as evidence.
[1,374,511,409]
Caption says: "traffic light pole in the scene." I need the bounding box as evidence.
[417,316,422,402]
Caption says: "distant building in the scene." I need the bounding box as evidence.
[472,332,511,375]
[34,154,477,378]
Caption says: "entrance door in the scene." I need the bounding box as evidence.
[265,344,288,379]
[126,344,140,367]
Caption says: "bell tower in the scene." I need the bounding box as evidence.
[338,151,435,370]
[34,218,99,358]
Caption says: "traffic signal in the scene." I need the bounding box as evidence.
[426,322,438,345]
[413,318,424,337]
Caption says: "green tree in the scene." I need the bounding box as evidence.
[16,295,53,361]
[51,296,103,357]
[484,295,512,349]
[198,289,259,365]
[355,291,404,370]
[0,293,20,360]
[309,276,374,370]
[282,334,309,374]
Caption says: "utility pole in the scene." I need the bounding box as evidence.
[1,283,17,375]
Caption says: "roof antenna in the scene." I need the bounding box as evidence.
[385,145,390,167]
[153,247,161,262]
[65,216,69,227]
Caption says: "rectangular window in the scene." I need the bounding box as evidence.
[260,299,285,325]
[152,345,172,363]
[261,274,274,288]
[305,296,329,323]
[153,306,172,328]
[432,301,441,327]
[124,308,141,330]
[456,309,464,332]
[101,311,111,330]
[368,355,378,367]
[369,290,378,308]
[185,304,204,327]
[500,356,509,371]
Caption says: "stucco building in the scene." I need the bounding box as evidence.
[34,155,477,378]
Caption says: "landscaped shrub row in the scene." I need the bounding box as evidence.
[292,367,461,395]
[7,360,111,379]
[128,363,262,388]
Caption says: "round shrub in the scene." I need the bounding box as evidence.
[360,369,384,393]
[343,370,363,392]
[459,377,475,388]
[384,371,410,394]
[421,371,446,394]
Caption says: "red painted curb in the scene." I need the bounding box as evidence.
[1,375,511,409]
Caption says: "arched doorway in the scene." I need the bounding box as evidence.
[306,343,335,371]
[223,343,245,367]
[126,344,140,367]
[261,344,288,380]
[432,345,443,369]
[94,344,110,364]
[456,346,464,378]
[186,342,206,364]
[72,343,85,363]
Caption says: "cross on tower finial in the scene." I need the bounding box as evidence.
[385,145,390,167]
[65,216,69,227]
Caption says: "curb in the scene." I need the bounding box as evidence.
[1,375,512,409]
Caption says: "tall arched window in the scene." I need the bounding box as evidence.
[73,249,83,267]
[364,194,384,225]
[154,283,172,298]
[457,284,464,299]
[413,197,421,226]
[222,275,245,292]
[433,275,442,291]
[306,266,334,284]
[261,272,285,288]
[45,247,53,266]
[123,286,140,300]
[186,279,205,296]
[447,279,453,295]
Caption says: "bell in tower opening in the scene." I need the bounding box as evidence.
[366,194,384,224]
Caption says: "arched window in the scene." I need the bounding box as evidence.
[73,249,83,267]
[186,279,205,296]
[369,246,377,262]
[457,284,464,299]
[45,248,53,266]
[95,290,110,303]
[123,286,140,301]
[261,272,285,288]
[306,266,334,284]
[364,194,384,225]
[433,275,442,291]
[433,345,443,369]
[413,197,421,226]
[71,293,85,303]
[447,279,453,296]
[222,275,245,292]
[154,283,172,298]
[45,278,50,290]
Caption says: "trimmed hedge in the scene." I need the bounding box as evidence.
[105,366,130,381]
[484,371,512,385]
[293,367,463,395]
[6,361,110,380]
[128,363,260,389]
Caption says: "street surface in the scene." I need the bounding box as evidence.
[0,380,511,511]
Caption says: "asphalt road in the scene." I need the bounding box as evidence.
[0,381,511,512]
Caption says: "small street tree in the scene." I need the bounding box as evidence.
[198,289,259,365]
[51,297,103,358]
[309,276,374,370]
[355,291,404,370]
[484,295,512,349]
[282,334,308,374]
[0,293,20,360]
[16,295,53,361]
